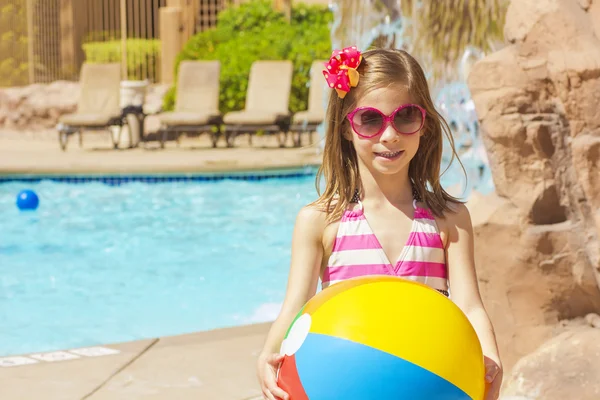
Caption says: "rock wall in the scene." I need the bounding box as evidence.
[501,315,600,400]
[0,82,78,131]
[0,81,168,132]
[467,0,600,376]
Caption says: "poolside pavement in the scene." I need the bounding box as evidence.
[0,130,322,175]
[1,324,271,400]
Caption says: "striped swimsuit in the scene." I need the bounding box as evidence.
[322,199,449,296]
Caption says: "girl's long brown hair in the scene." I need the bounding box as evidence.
[313,48,465,222]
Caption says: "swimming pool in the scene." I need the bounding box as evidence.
[0,168,318,357]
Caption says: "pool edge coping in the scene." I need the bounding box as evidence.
[0,163,321,178]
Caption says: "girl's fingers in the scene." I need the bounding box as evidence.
[485,380,501,400]
[487,369,499,382]
[268,384,289,400]
[266,372,289,400]
[484,361,500,382]
[262,388,276,400]
[267,353,285,366]
[259,354,287,400]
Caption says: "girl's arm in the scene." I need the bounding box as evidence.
[445,203,503,398]
[259,206,325,357]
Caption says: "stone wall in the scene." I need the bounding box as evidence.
[501,315,600,400]
[0,82,78,131]
[469,0,600,313]
[0,81,168,132]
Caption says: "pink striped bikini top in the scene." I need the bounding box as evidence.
[322,199,449,296]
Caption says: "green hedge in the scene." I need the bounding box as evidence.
[163,0,333,113]
[82,38,160,81]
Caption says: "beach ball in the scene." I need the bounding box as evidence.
[16,189,39,210]
[277,276,486,400]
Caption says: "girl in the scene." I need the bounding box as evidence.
[257,47,502,400]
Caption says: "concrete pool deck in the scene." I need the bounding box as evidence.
[2,323,271,400]
[0,131,317,399]
[0,131,322,174]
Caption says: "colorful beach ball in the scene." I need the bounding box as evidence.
[277,276,486,400]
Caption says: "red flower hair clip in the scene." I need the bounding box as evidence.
[322,46,362,99]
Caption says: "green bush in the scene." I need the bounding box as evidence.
[82,38,160,81]
[163,0,333,113]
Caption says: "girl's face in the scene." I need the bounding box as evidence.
[344,84,424,176]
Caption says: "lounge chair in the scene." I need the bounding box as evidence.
[222,60,293,147]
[57,63,125,151]
[289,60,326,147]
[153,61,222,148]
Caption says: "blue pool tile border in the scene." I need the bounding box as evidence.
[0,166,318,186]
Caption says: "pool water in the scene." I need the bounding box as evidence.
[0,174,318,357]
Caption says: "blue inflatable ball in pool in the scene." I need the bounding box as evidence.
[16,190,40,210]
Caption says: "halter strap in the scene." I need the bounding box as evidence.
[351,187,420,210]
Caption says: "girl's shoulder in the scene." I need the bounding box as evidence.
[417,199,472,248]
[295,203,330,237]
[441,200,471,222]
[416,198,468,219]
[298,203,329,222]
[297,201,348,235]
[430,200,473,238]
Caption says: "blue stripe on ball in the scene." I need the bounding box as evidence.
[295,333,472,400]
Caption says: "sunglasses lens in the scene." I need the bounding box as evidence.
[393,105,423,134]
[352,109,384,137]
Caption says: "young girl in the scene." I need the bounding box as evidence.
[257,47,502,400]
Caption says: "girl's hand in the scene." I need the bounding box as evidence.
[484,355,503,400]
[257,353,289,400]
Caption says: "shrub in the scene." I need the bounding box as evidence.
[82,38,160,81]
[163,0,333,113]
